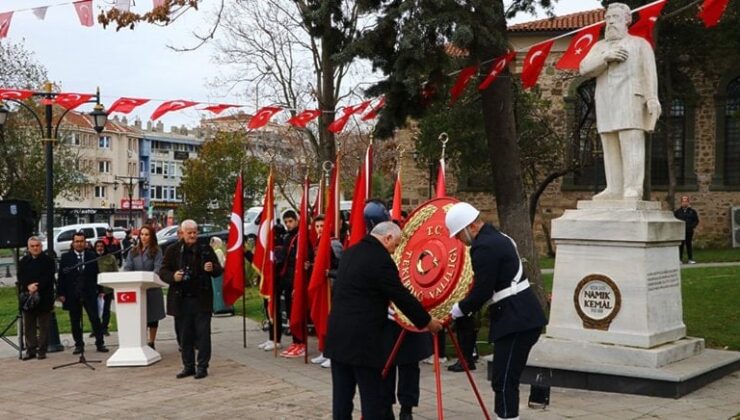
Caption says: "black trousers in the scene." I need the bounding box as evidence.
[454,314,477,365]
[23,309,51,355]
[67,297,104,348]
[491,328,541,419]
[384,363,420,409]
[100,293,113,332]
[331,360,387,420]
[178,297,212,371]
[680,230,695,260]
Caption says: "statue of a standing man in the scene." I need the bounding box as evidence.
[580,2,661,200]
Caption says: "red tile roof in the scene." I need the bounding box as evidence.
[60,109,138,135]
[508,9,604,33]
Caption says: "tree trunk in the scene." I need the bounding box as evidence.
[318,22,337,167]
[480,74,548,312]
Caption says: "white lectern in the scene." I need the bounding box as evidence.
[98,271,167,367]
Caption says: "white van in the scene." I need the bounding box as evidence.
[41,223,110,257]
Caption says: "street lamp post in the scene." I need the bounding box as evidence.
[115,175,147,228]
[0,82,108,255]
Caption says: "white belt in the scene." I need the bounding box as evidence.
[491,279,530,303]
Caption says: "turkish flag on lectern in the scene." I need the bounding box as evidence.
[223,175,245,306]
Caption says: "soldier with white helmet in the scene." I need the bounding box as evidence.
[445,202,547,420]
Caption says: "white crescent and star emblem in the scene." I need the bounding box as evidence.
[529,50,544,64]
[119,292,133,302]
[258,219,271,248]
[227,212,244,252]
[1,91,22,99]
[169,101,186,108]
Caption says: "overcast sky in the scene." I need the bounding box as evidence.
[2,0,601,129]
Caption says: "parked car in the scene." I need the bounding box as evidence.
[158,230,229,254]
[41,223,110,257]
[156,225,180,243]
[111,227,127,241]
[243,206,263,244]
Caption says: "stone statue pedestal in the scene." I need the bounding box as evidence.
[518,200,740,397]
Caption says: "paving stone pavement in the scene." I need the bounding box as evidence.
[0,314,738,419]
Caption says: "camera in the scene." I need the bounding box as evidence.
[182,266,192,282]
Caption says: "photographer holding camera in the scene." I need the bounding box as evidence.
[159,220,223,379]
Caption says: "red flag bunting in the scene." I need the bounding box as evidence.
[479,51,516,91]
[391,168,402,222]
[0,12,13,38]
[521,40,554,89]
[556,23,604,70]
[309,159,339,351]
[248,106,282,129]
[361,97,386,121]
[150,100,197,120]
[32,7,48,20]
[287,109,321,128]
[202,104,239,114]
[108,97,150,114]
[256,171,276,319]
[435,158,446,198]
[628,0,666,47]
[73,0,95,27]
[449,65,478,105]
[222,175,245,306]
[289,177,311,342]
[348,145,372,247]
[698,0,730,28]
[328,100,371,134]
[0,89,33,100]
[55,93,93,110]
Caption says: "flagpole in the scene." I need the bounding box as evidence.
[242,291,247,348]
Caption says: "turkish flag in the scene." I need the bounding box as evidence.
[290,177,311,342]
[150,100,197,120]
[348,145,372,247]
[202,104,239,114]
[74,0,95,27]
[698,0,730,28]
[0,89,33,100]
[0,12,13,38]
[223,175,245,306]
[248,106,282,129]
[256,171,276,319]
[32,7,48,21]
[287,109,321,128]
[328,100,371,133]
[449,65,478,105]
[116,291,137,304]
[628,0,666,47]
[391,169,402,222]
[435,158,446,198]
[556,23,604,70]
[56,93,93,110]
[108,97,150,114]
[308,158,339,351]
[521,40,554,89]
[479,51,516,91]
[361,97,386,121]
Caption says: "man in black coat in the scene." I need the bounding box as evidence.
[57,231,108,354]
[325,221,443,420]
[674,195,699,264]
[446,202,547,420]
[160,219,223,379]
[18,236,56,360]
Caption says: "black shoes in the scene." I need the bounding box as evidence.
[22,353,36,361]
[447,361,476,372]
[96,345,109,353]
[194,369,208,379]
[148,342,155,350]
[399,412,413,420]
[37,353,46,360]
[73,346,84,355]
[176,368,196,379]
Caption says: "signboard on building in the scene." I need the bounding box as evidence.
[120,199,145,210]
[174,151,189,160]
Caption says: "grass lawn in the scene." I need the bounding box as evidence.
[0,287,117,336]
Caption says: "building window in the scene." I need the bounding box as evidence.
[98,160,111,173]
[569,79,604,187]
[725,77,740,185]
[94,186,106,198]
[651,99,687,186]
[99,136,111,149]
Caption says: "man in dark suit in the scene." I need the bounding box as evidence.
[325,221,443,420]
[160,219,223,379]
[674,195,699,264]
[57,231,108,354]
[18,236,56,360]
[446,202,547,420]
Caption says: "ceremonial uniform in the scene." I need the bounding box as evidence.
[325,234,431,420]
[456,224,547,419]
